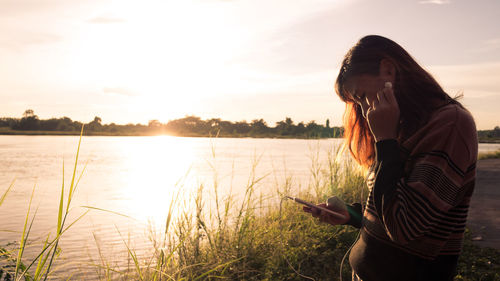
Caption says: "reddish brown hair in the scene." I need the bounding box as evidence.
[335,35,460,168]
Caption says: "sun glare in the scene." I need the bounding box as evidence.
[65,0,247,122]
[116,136,198,225]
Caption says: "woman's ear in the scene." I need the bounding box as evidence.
[379,59,396,81]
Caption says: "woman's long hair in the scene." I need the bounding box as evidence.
[335,35,460,168]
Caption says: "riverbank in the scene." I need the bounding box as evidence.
[0,129,151,136]
[478,139,500,144]
[467,158,500,250]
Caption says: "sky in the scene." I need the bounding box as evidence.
[1,0,499,129]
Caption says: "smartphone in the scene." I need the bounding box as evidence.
[285,196,347,221]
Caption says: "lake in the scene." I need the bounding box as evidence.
[0,136,498,279]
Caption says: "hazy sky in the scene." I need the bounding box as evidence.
[1,0,499,129]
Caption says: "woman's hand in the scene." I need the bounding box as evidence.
[366,84,400,142]
[303,203,350,226]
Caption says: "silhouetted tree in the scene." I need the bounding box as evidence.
[23,109,35,118]
[295,122,306,136]
[306,121,321,138]
[0,118,18,128]
[233,121,251,134]
[87,116,103,132]
[40,118,61,130]
[250,119,268,135]
[17,109,40,130]
[148,120,161,128]
[276,117,294,135]
[491,126,500,138]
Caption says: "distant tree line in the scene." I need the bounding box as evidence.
[477,126,500,142]
[0,109,343,138]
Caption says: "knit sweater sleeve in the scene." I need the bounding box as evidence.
[372,108,477,245]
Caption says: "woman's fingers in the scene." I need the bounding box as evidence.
[303,206,320,217]
[376,87,398,110]
[304,203,349,225]
[364,83,401,142]
[318,211,343,225]
[312,204,326,217]
[379,89,389,104]
[375,91,384,106]
[382,85,398,106]
[378,87,394,105]
[377,90,383,102]
[367,96,376,113]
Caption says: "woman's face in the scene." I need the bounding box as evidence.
[343,59,396,118]
[344,74,386,119]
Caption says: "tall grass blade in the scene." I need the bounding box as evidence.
[80,206,134,220]
[91,232,110,281]
[57,160,65,235]
[0,179,15,207]
[115,226,144,281]
[33,234,51,281]
[14,183,37,281]
[66,125,84,213]
[42,126,84,281]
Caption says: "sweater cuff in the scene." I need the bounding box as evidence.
[345,203,362,228]
[375,139,400,163]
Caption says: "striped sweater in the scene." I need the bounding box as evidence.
[348,103,478,281]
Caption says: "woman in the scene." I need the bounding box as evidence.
[304,35,477,281]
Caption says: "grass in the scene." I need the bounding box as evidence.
[455,229,500,281]
[478,149,500,160]
[0,127,89,281]
[1,134,500,280]
[100,145,367,281]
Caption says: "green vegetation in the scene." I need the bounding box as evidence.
[0,110,341,138]
[455,229,500,281]
[478,127,500,143]
[1,134,499,280]
[478,150,500,160]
